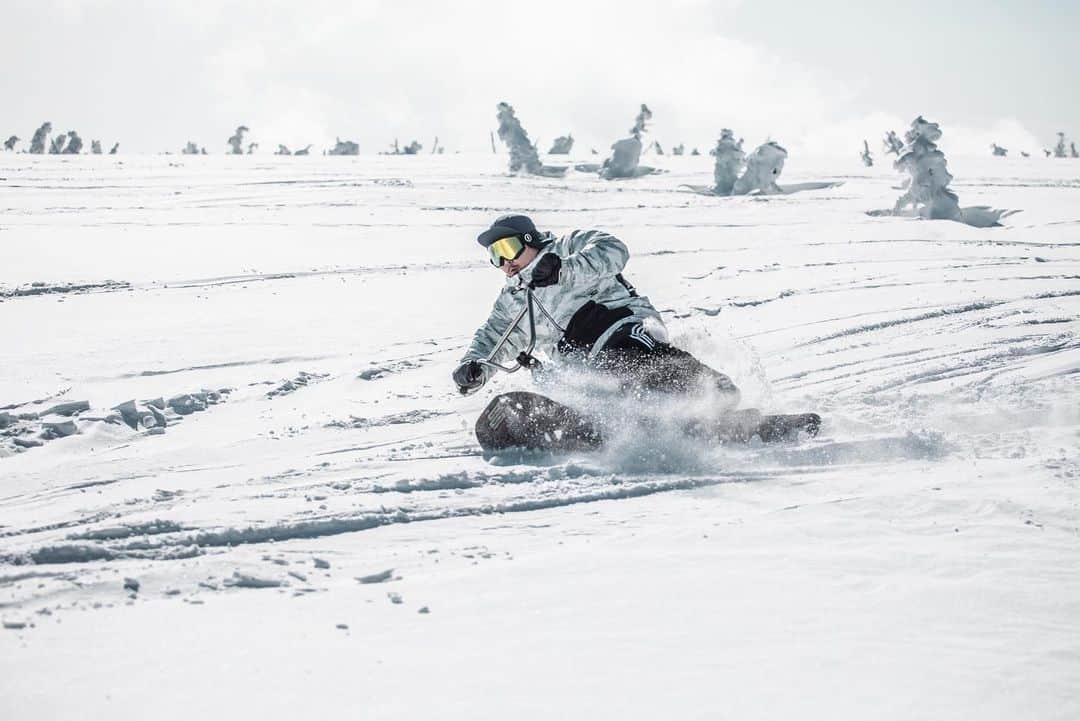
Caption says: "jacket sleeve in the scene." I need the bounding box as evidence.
[461,287,527,379]
[558,229,629,285]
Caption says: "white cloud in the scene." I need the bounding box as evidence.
[941,117,1044,157]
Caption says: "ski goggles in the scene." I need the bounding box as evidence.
[487,235,527,267]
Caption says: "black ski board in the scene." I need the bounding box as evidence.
[476,391,603,455]
[707,409,821,443]
[755,412,821,442]
[475,392,820,455]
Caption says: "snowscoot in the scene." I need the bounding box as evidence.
[464,285,821,455]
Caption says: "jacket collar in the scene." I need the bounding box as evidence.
[504,244,551,289]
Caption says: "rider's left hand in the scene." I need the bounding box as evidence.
[453,360,485,393]
[530,254,562,288]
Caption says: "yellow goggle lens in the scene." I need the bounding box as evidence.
[488,235,526,266]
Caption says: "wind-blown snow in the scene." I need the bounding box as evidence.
[1,153,1078,720]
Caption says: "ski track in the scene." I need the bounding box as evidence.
[2,458,894,570]
[1,154,1079,627]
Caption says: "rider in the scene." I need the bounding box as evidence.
[452,214,740,407]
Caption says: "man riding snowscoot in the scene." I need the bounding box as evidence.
[453,214,819,453]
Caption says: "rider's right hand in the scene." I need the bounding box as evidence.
[453,360,485,393]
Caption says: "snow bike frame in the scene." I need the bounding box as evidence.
[474,286,564,377]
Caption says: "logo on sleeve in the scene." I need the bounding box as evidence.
[629,323,656,350]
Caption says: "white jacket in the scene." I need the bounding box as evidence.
[461,229,664,379]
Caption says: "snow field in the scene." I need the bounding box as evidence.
[1,153,1078,720]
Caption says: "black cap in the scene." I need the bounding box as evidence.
[477,214,540,247]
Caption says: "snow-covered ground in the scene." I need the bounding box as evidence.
[2,153,1078,720]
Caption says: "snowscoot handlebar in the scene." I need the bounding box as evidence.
[462,286,564,394]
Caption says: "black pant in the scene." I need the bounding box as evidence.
[589,322,740,403]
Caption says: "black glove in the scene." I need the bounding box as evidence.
[452,360,485,393]
[530,253,562,288]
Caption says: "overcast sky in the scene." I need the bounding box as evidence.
[2,0,1076,155]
